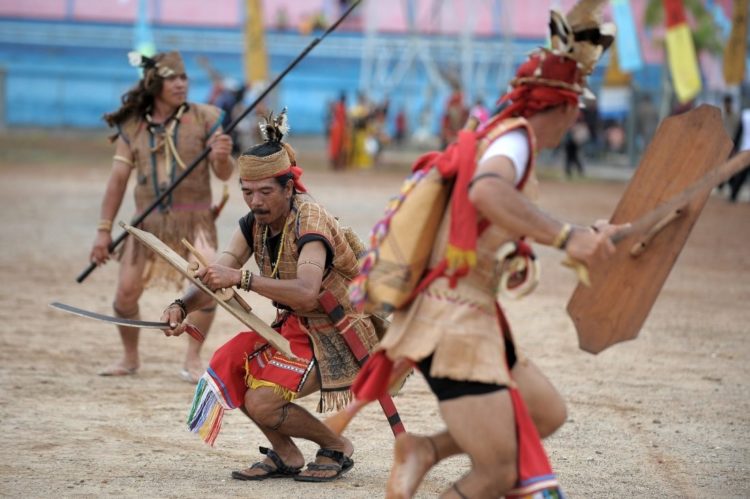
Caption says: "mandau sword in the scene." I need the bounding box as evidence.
[49,301,205,343]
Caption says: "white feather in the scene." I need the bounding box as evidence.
[549,10,573,53]
[128,51,143,68]
[276,108,290,137]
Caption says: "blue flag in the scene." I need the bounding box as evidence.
[134,0,156,57]
[611,0,643,73]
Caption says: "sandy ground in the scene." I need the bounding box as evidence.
[0,132,748,498]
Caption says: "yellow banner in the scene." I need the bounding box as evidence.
[665,24,702,103]
[244,0,269,84]
[723,0,748,86]
[604,42,632,87]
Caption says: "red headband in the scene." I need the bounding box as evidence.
[275,165,308,193]
[496,49,583,120]
[496,85,579,120]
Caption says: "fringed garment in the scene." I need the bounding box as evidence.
[248,196,379,411]
[374,117,566,496]
[116,102,224,288]
[379,118,539,386]
[187,197,380,445]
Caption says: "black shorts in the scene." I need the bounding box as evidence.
[417,336,517,402]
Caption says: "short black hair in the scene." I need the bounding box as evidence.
[274,172,294,189]
[243,141,283,157]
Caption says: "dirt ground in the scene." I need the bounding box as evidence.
[0,131,748,498]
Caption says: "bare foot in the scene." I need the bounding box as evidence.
[181,356,204,383]
[98,361,138,377]
[179,368,202,383]
[386,433,437,499]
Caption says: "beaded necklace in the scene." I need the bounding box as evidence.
[262,220,289,278]
[145,103,187,211]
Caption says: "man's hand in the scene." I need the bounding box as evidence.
[161,303,187,337]
[564,225,617,268]
[208,132,233,164]
[90,231,113,266]
[195,263,242,292]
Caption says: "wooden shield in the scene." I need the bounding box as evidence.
[567,105,733,354]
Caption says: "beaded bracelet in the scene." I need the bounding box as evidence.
[237,269,253,292]
[169,298,188,319]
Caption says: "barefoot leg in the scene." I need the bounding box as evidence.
[386,433,439,499]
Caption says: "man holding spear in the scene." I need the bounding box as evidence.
[89,51,235,380]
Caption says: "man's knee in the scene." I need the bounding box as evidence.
[537,397,567,438]
[114,279,142,307]
[244,388,289,428]
[113,302,139,319]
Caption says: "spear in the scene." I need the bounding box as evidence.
[77,0,363,282]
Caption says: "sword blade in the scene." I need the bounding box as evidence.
[49,302,170,329]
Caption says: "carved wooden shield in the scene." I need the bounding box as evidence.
[567,105,733,354]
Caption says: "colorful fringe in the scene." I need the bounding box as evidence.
[245,374,297,403]
[506,475,566,498]
[186,369,235,446]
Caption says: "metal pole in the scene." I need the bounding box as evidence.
[0,67,6,130]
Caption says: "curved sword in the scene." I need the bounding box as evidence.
[49,301,205,343]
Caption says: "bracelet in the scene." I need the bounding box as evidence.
[237,269,253,291]
[97,219,113,232]
[552,223,573,250]
[298,260,324,271]
[169,298,188,319]
[112,154,134,167]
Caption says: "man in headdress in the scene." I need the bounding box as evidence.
[372,4,621,498]
[89,51,235,380]
[161,111,379,482]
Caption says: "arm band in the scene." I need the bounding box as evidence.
[113,155,134,167]
[468,172,505,189]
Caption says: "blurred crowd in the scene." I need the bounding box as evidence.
[325,91,394,170]
[203,63,749,202]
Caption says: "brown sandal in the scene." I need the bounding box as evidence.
[294,448,354,483]
[231,447,302,481]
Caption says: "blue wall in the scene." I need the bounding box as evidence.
[0,18,665,133]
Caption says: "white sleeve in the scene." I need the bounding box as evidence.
[478,129,530,187]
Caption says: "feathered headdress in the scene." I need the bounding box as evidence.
[127,51,185,80]
[258,108,290,144]
[240,108,306,191]
[549,0,616,75]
